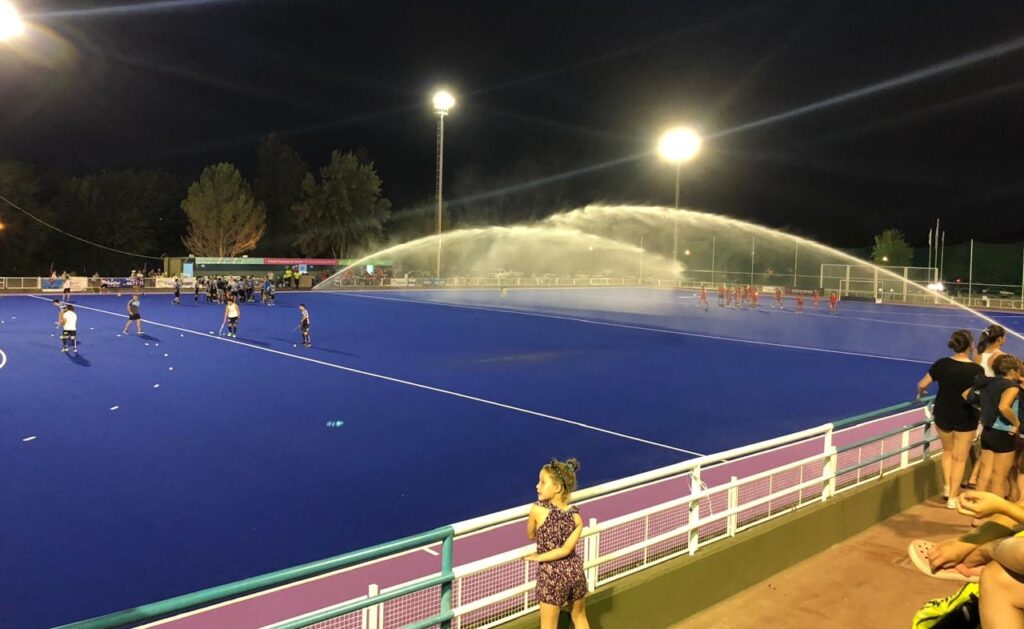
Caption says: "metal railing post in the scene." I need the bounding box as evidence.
[440,533,454,629]
[922,421,932,460]
[586,517,599,591]
[364,584,381,629]
[900,430,911,469]
[688,466,702,555]
[822,428,837,501]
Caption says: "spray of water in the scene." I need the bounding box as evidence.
[319,204,1023,343]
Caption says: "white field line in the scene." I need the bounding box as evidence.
[328,292,932,365]
[24,296,700,457]
[0,348,6,370]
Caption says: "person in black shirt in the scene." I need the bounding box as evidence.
[918,329,985,509]
[972,355,1022,508]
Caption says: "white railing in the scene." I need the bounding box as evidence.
[329,413,927,629]
[246,407,931,629]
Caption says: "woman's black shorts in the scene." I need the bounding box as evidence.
[934,414,978,434]
[981,428,1015,454]
[128,313,141,320]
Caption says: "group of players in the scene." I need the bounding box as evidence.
[171,276,277,307]
[696,284,839,314]
[52,281,311,354]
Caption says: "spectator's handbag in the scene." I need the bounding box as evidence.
[911,582,980,628]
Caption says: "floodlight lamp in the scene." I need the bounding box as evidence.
[0,1,25,41]
[433,90,455,114]
[658,127,701,163]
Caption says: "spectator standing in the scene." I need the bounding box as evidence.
[526,458,589,629]
[977,325,1008,376]
[917,329,985,508]
[973,355,1022,505]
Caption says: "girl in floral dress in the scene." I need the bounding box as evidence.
[526,457,589,629]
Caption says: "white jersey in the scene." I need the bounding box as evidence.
[980,351,1000,377]
[62,310,78,332]
[226,303,240,318]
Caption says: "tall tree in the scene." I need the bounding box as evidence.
[253,133,309,255]
[292,151,391,258]
[0,160,57,275]
[182,163,266,257]
[871,228,913,266]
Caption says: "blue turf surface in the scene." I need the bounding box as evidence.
[2,288,1023,627]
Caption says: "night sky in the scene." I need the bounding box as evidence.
[1,0,1022,246]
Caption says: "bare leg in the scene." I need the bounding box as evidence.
[980,561,1024,629]
[978,451,996,493]
[990,452,1016,499]
[538,603,560,629]
[569,598,590,629]
[949,431,975,501]
[937,426,955,497]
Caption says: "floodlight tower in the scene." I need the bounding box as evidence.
[657,127,702,263]
[0,1,26,41]
[433,89,455,278]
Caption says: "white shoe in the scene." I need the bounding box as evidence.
[946,497,958,510]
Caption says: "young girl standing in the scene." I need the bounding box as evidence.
[526,458,589,629]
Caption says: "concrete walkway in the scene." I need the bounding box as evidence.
[669,495,976,629]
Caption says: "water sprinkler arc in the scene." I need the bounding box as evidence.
[317,204,1023,345]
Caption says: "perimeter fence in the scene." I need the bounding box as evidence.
[60,398,938,629]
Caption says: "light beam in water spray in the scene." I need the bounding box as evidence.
[710,34,1024,139]
[29,0,251,19]
[322,204,1024,344]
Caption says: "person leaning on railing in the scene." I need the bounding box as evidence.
[917,329,984,509]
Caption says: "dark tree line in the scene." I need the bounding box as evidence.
[0,134,394,275]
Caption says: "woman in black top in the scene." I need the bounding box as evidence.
[917,329,984,508]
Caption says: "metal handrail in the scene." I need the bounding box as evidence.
[56,527,455,629]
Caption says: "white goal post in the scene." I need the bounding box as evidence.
[821,264,937,300]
